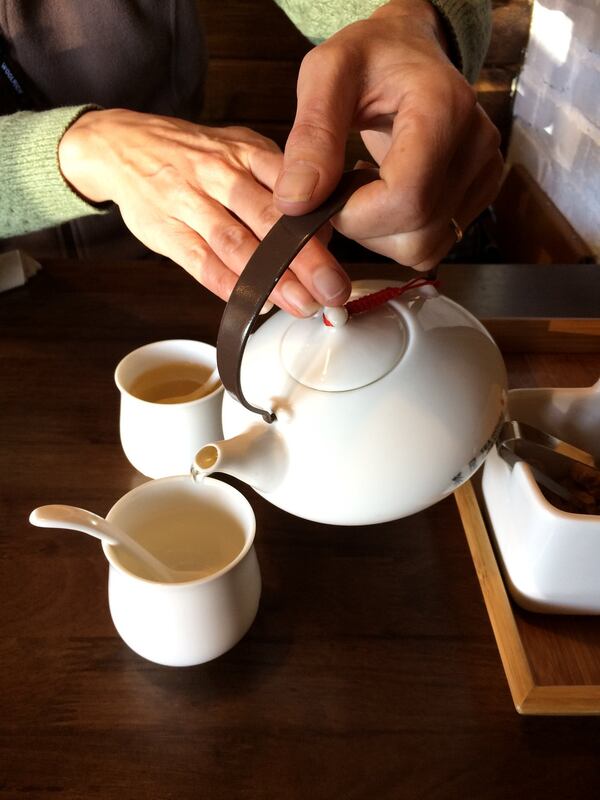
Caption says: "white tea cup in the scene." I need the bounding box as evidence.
[103,475,260,667]
[115,339,224,478]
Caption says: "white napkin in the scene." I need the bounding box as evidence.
[0,250,42,293]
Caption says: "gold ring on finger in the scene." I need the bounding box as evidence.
[449,217,463,244]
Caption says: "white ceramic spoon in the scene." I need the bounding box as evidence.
[29,504,199,583]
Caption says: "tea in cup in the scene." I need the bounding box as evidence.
[115,340,224,478]
[103,475,260,666]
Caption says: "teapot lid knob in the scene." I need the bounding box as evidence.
[322,306,349,328]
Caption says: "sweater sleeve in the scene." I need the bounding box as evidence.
[0,105,109,239]
[273,0,492,83]
[428,0,491,82]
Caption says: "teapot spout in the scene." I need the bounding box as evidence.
[191,425,285,493]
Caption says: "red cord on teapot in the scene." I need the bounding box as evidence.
[322,276,440,327]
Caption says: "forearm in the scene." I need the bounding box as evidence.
[274,0,491,82]
[0,106,108,238]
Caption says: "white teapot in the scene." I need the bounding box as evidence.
[193,170,507,525]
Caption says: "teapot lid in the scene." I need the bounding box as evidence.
[281,302,406,391]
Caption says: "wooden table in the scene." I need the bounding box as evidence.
[1,258,600,799]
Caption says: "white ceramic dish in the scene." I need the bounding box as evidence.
[482,379,600,614]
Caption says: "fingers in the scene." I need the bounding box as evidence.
[204,165,350,316]
[410,155,503,271]
[274,45,359,215]
[340,147,504,270]
[129,205,322,317]
[440,105,502,205]
[177,197,338,317]
[335,69,478,241]
[332,96,503,268]
[138,218,241,302]
[213,133,350,311]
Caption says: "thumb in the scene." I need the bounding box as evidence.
[274,49,358,215]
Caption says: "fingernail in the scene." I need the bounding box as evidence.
[259,300,274,315]
[275,164,319,202]
[280,281,320,317]
[312,266,349,304]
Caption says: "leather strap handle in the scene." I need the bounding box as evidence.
[216,168,379,423]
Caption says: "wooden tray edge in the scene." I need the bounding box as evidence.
[483,318,600,353]
[454,481,600,716]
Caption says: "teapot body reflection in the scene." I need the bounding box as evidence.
[193,279,507,526]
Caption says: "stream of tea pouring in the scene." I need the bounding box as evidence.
[29,505,202,583]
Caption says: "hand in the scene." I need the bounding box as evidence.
[58,109,349,316]
[274,0,503,271]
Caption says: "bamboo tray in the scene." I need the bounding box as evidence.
[455,479,600,715]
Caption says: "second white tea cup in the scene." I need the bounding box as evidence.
[103,475,261,667]
[115,339,224,478]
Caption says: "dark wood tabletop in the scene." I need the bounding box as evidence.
[1,258,600,800]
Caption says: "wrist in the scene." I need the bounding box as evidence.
[58,109,112,204]
[371,0,449,55]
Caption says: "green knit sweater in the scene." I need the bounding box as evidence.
[0,0,491,239]
[274,0,490,83]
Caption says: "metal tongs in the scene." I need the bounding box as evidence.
[497,420,600,507]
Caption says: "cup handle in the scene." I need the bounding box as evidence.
[216,167,380,423]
